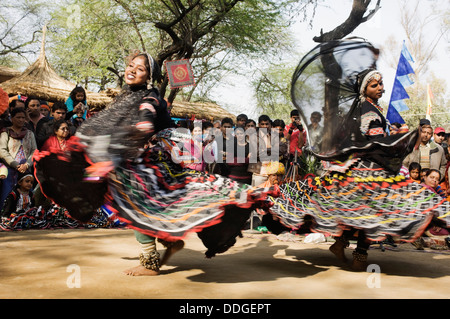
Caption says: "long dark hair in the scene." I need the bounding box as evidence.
[69,86,86,102]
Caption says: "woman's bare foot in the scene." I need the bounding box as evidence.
[161,240,185,265]
[329,239,348,262]
[123,265,160,276]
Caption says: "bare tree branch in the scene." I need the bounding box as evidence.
[313,0,381,42]
[114,0,147,52]
[0,30,41,56]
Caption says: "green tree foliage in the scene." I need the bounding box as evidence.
[393,76,449,129]
[252,56,322,122]
[252,61,295,121]
[47,0,318,99]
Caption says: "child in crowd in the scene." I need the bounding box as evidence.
[0,173,35,220]
[65,86,88,120]
[71,108,86,128]
[420,168,429,183]
[408,162,422,184]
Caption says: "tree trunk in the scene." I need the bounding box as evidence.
[313,0,381,150]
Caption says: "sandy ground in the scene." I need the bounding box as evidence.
[0,227,449,300]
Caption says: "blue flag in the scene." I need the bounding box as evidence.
[397,74,414,88]
[391,100,409,112]
[396,53,415,77]
[387,42,415,125]
[401,41,415,63]
[390,78,410,101]
[387,104,406,124]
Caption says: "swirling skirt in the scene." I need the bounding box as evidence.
[33,138,278,257]
[263,161,450,243]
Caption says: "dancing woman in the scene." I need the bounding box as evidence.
[262,39,450,271]
[328,69,388,270]
[33,51,278,276]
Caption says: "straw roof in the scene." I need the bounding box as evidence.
[170,100,236,121]
[0,26,235,120]
[102,88,235,121]
[0,65,21,83]
[0,26,111,108]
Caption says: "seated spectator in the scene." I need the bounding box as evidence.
[420,168,450,248]
[259,161,285,187]
[440,162,450,199]
[70,108,86,128]
[0,107,36,205]
[389,122,402,135]
[422,169,445,198]
[420,168,429,182]
[41,120,71,152]
[0,173,35,220]
[35,102,75,149]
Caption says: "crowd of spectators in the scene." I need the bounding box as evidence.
[0,88,448,248]
[0,87,121,230]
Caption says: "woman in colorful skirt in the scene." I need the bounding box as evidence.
[33,51,277,276]
[261,39,450,271]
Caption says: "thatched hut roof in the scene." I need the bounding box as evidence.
[170,100,235,121]
[0,26,111,108]
[0,65,21,83]
[101,88,235,121]
[0,26,235,120]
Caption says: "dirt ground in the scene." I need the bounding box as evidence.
[0,227,449,300]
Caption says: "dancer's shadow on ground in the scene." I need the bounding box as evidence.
[156,237,329,283]
[141,237,450,282]
[284,245,450,279]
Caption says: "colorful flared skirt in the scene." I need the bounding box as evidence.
[33,137,279,256]
[263,160,450,242]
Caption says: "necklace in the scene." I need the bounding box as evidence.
[366,97,383,113]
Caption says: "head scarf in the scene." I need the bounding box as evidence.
[18,173,33,183]
[356,69,383,102]
[140,52,161,89]
[144,53,155,87]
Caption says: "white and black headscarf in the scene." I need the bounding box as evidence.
[357,69,383,102]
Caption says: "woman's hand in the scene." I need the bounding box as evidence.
[74,102,85,113]
[17,163,28,173]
